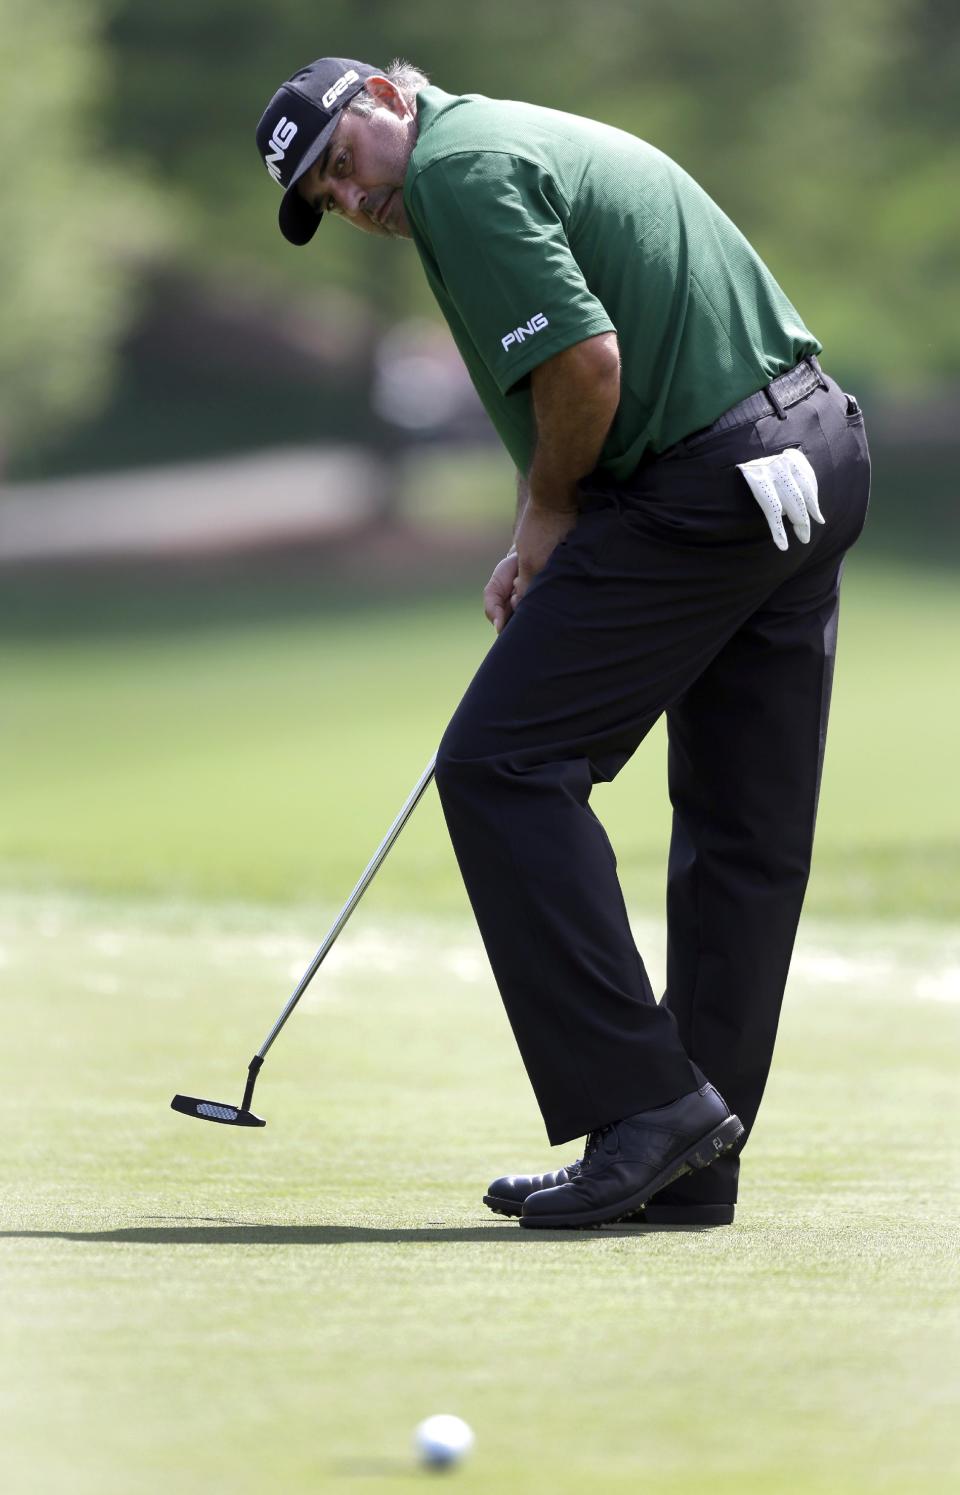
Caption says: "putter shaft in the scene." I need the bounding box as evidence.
[174,754,438,1126]
[256,754,437,1062]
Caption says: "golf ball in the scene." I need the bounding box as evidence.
[413,1413,475,1469]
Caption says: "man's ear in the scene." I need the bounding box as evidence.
[364,75,406,114]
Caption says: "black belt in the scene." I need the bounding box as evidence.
[679,355,827,452]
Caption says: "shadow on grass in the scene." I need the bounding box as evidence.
[0,545,488,641]
[0,1215,713,1245]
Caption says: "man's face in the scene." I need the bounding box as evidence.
[296,82,416,240]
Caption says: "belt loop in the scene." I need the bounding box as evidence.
[766,380,787,420]
[808,353,828,390]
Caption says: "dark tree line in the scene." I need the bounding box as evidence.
[6,0,959,461]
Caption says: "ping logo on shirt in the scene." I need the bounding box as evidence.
[265,117,298,181]
[322,68,360,109]
[501,312,550,351]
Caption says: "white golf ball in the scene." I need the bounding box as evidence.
[413,1413,475,1469]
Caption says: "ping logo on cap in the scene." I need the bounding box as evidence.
[265,117,299,182]
[322,68,360,109]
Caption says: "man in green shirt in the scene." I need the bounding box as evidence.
[256,57,870,1229]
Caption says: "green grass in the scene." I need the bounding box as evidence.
[1,890,957,1493]
[1,558,959,917]
[3,556,958,1490]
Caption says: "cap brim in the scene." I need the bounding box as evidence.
[277,115,338,245]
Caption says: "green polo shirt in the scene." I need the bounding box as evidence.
[404,87,821,479]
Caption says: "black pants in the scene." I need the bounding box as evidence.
[434,368,870,1198]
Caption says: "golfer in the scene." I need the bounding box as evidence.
[256,58,870,1228]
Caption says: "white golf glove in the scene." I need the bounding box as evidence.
[736,447,824,551]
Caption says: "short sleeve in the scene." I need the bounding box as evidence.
[407,153,615,394]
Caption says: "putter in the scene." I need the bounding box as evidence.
[171,754,437,1128]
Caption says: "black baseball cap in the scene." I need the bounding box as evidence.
[256,57,382,245]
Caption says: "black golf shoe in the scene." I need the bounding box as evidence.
[483,1161,583,1217]
[484,1163,734,1225]
[519,1084,743,1229]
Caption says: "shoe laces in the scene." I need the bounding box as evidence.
[583,1122,619,1170]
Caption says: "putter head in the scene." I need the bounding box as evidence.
[171,1094,266,1127]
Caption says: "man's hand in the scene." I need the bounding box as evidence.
[736,447,824,551]
[484,333,618,629]
[512,501,578,607]
[483,552,520,633]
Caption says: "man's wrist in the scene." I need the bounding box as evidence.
[526,491,579,516]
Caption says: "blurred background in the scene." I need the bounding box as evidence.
[3,0,959,919]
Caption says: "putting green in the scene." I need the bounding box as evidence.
[2,891,957,1493]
